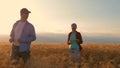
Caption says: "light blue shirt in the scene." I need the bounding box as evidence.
[10,20,36,52]
[70,33,79,48]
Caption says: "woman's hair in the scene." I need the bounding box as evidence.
[71,23,77,29]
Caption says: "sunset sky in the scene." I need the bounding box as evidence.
[0,0,120,37]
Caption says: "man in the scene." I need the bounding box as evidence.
[9,8,36,65]
[67,23,83,68]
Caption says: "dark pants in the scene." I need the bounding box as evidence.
[10,45,30,63]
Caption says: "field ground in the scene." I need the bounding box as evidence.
[0,42,120,68]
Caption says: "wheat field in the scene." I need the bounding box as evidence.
[0,42,120,68]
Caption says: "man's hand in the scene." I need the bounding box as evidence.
[17,38,23,43]
[9,39,13,43]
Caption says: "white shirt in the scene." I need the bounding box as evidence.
[14,21,26,46]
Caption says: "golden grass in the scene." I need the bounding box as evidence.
[0,42,120,68]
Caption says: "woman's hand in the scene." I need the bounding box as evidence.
[70,39,80,43]
[76,39,80,43]
[70,39,75,43]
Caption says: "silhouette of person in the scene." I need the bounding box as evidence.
[9,8,36,65]
[67,23,83,68]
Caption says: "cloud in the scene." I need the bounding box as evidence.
[36,32,120,43]
[36,33,67,43]
[0,32,120,43]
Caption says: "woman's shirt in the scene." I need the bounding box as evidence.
[70,33,79,48]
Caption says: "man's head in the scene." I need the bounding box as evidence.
[20,8,31,21]
[71,23,77,32]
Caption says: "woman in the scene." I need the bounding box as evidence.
[67,23,83,68]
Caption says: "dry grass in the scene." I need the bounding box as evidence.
[0,42,120,68]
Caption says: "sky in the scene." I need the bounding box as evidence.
[0,0,120,37]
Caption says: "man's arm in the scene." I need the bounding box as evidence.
[22,24,36,43]
[9,23,16,43]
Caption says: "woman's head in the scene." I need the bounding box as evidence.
[71,23,77,32]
